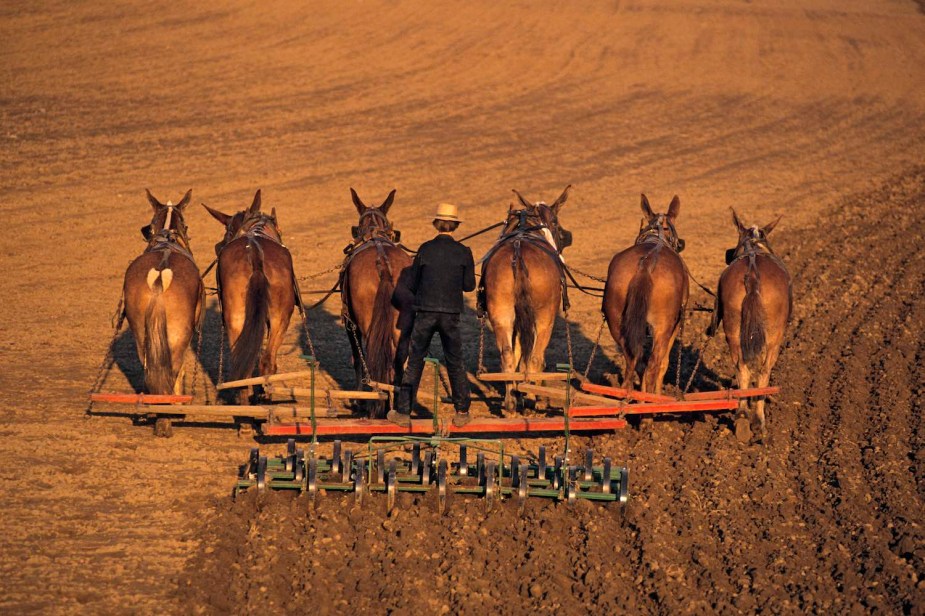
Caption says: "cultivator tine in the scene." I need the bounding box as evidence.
[552,456,563,490]
[342,450,353,483]
[601,458,611,494]
[292,449,305,483]
[537,446,547,481]
[476,453,485,483]
[387,460,397,514]
[332,441,342,475]
[307,456,318,505]
[422,450,434,483]
[518,466,529,515]
[566,469,577,505]
[354,460,365,505]
[511,455,521,488]
[485,462,496,511]
[285,439,296,472]
[437,459,448,514]
[458,445,468,477]
[411,443,421,476]
[248,448,259,474]
[257,455,268,490]
[584,449,594,481]
[619,467,630,504]
[376,450,385,484]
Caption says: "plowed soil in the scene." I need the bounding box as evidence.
[2,1,924,614]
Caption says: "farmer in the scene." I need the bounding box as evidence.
[388,203,476,427]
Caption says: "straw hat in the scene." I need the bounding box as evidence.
[434,202,461,222]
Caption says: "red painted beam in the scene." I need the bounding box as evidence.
[580,383,675,403]
[89,392,193,405]
[263,416,628,436]
[681,386,780,401]
[568,398,739,417]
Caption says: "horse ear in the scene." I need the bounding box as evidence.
[145,189,162,211]
[762,215,782,235]
[731,208,747,233]
[350,188,366,214]
[512,189,533,209]
[380,189,396,214]
[667,195,681,220]
[249,189,262,213]
[176,189,192,210]
[202,203,232,226]
[551,185,572,213]
[271,206,277,220]
[640,194,655,219]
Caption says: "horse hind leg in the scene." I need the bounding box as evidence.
[734,362,754,444]
[753,343,782,443]
[643,323,677,395]
[492,316,518,412]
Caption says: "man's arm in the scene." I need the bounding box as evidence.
[462,246,476,292]
[407,250,423,295]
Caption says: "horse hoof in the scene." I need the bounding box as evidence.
[734,417,753,444]
[154,417,173,438]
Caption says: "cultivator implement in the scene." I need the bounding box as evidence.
[235,438,629,513]
[89,354,778,437]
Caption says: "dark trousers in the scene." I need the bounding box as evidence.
[396,311,470,413]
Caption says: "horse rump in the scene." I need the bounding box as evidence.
[621,267,652,362]
[513,259,536,369]
[740,267,766,369]
[365,273,397,417]
[143,278,174,394]
[230,245,269,381]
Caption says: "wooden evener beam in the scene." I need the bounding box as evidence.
[267,386,388,401]
[477,372,571,382]
[568,399,739,417]
[216,371,314,391]
[580,383,675,403]
[90,393,192,404]
[515,383,624,407]
[263,416,628,436]
[682,386,780,401]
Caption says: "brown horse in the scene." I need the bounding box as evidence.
[203,191,297,400]
[603,195,689,395]
[480,186,573,411]
[123,190,203,435]
[708,210,792,443]
[340,188,413,417]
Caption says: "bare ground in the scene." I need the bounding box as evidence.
[1,1,924,613]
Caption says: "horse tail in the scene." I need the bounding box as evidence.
[741,264,766,369]
[366,270,397,391]
[231,242,269,381]
[513,252,536,368]
[621,266,652,362]
[143,270,173,394]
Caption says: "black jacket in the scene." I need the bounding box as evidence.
[406,234,476,313]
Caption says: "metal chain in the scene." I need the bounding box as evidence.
[87,295,126,402]
[190,321,204,401]
[298,262,343,282]
[674,311,685,393]
[684,329,717,394]
[217,316,226,387]
[566,264,607,284]
[299,308,317,360]
[564,311,575,372]
[583,314,607,381]
[477,316,487,374]
[344,315,372,385]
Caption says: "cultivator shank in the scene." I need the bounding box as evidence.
[235,438,629,513]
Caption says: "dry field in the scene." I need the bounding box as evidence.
[1,1,924,613]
